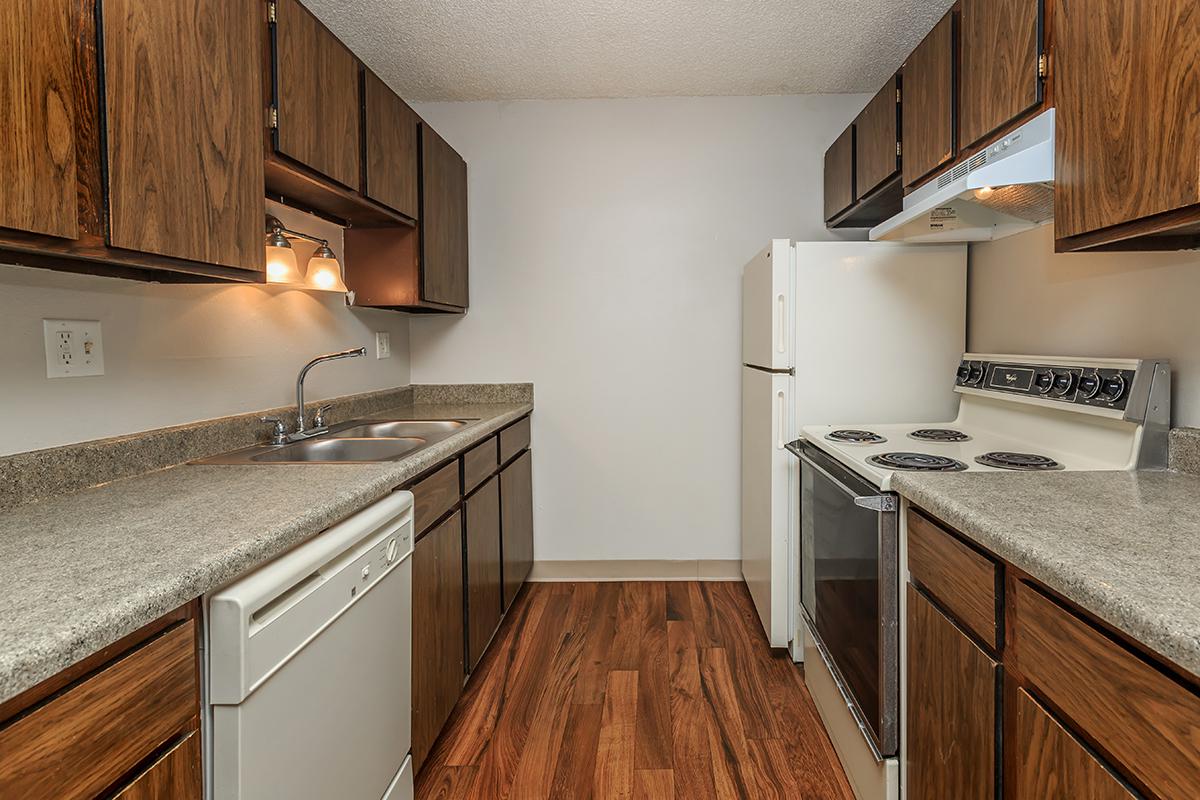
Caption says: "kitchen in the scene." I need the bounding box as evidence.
[0,0,1198,799]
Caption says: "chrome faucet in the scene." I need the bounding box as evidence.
[279,347,367,442]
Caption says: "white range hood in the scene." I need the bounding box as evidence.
[871,108,1055,243]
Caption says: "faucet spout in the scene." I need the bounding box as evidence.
[294,347,367,436]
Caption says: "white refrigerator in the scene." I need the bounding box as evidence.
[740,239,967,656]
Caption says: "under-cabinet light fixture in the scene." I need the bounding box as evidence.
[264,215,348,293]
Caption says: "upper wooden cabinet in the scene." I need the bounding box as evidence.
[902,11,956,188]
[102,0,265,271]
[855,75,902,199]
[420,124,470,309]
[824,125,856,222]
[0,0,264,281]
[271,0,360,189]
[363,71,420,219]
[958,0,1042,151]
[0,0,78,241]
[1054,0,1200,250]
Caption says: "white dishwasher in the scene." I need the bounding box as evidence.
[205,491,414,800]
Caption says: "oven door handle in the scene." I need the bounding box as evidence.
[792,447,897,512]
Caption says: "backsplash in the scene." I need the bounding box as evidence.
[1170,429,1200,476]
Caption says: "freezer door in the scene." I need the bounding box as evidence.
[741,366,794,647]
[742,240,793,371]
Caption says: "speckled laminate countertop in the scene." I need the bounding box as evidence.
[0,399,531,704]
[893,469,1200,679]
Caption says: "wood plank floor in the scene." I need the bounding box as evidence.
[416,581,855,799]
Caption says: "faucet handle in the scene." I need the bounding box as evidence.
[260,416,287,445]
[312,404,334,429]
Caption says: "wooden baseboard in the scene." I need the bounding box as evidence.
[528,559,742,582]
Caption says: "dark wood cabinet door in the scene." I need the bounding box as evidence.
[411,511,465,772]
[959,0,1040,151]
[0,0,77,240]
[855,75,901,199]
[420,124,469,308]
[274,0,361,189]
[465,476,503,671]
[363,71,420,219]
[903,11,956,188]
[112,731,201,800]
[906,585,997,800]
[102,0,264,271]
[824,125,856,222]
[1054,0,1200,241]
[500,449,533,610]
[1012,688,1134,800]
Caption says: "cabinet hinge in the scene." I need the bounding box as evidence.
[897,141,902,157]
[896,87,902,104]
[269,105,279,130]
[1037,53,1047,79]
[267,0,277,23]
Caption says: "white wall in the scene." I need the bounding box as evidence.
[410,95,868,562]
[969,223,1200,427]
[0,202,410,456]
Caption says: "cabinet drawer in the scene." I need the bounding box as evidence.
[907,510,1001,649]
[0,621,198,800]
[463,435,499,495]
[412,460,461,536]
[499,416,531,464]
[1013,580,1200,799]
[1013,688,1134,800]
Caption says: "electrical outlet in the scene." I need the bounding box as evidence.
[44,319,105,378]
[375,331,391,359]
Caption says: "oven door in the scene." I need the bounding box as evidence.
[792,440,898,758]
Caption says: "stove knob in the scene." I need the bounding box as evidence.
[1034,371,1054,394]
[967,362,985,386]
[1078,371,1101,400]
[956,363,971,384]
[1050,371,1077,397]
[1098,373,1127,402]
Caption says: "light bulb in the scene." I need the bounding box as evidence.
[305,244,347,292]
[974,186,995,200]
[265,245,302,284]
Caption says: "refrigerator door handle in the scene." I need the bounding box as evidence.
[776,389,787,449]
[776,293,787,355]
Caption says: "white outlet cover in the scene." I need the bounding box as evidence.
[43,319,105,378]
[375,331,391,359]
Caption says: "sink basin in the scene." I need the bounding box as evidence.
[327,420,471,439]
[190,418,478,465]
[247,437,427,463]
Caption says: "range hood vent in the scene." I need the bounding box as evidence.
[871,109,1055,243]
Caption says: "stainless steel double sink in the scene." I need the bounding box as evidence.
[193,419,477,464]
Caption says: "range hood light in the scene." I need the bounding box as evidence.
[974,186,995,200]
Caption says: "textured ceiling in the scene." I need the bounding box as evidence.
[301,0,955,102]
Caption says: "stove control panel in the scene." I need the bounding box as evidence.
[955,358,1136,412]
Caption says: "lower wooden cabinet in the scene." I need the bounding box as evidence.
[500,448,534,610]
[1012,688,1133,800]
[465,475,503,670]
[906,584,997,800]
[411,509,466,771]
[0,608,201,800]
[113,731,202,800]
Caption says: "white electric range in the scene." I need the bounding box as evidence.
[786,354,1171,800]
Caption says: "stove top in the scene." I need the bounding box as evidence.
[799,354,1171,491]
[867,452,968,472]
[825,429,887,444]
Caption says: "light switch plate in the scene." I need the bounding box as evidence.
[44,319,105,378]
[375,331,391,359]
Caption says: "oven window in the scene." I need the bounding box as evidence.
[801,459,882,742]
